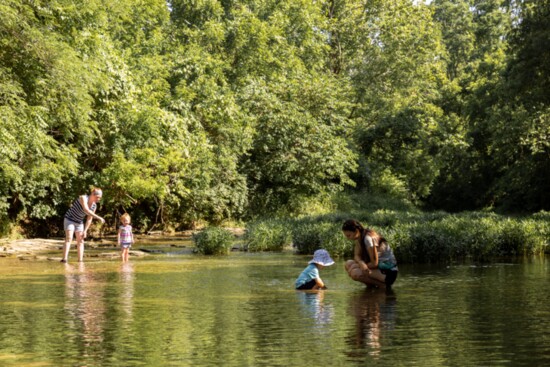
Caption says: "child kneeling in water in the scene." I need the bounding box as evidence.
[295,249,335,290]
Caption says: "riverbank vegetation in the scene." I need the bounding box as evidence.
[193,226,235,255]
[239,192,549,262]
[1,1,549,243]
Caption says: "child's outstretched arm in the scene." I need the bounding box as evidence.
[314,277,327,290]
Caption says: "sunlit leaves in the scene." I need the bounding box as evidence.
[241,75,357,214]
[1,0,548,236]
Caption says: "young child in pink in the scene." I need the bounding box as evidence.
[118,213,134,262]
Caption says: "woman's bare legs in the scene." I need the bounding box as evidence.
[62,230,74,262]
[75,232,85,262]
[345,260,386,288]
[368,269,387,284]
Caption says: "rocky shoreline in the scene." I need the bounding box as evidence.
[0,228,245,261]
[0,237,147,261]
[0,238,66,257]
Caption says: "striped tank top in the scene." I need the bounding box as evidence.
[64,195,96,223]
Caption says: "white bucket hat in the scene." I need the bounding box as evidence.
[309,249,335,266]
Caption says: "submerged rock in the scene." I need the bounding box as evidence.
[129,250,147,257]
[139,248,165,253]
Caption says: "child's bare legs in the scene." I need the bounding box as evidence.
[121,247,130,262]
[345,260,386,288]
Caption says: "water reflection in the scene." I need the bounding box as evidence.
[346,289,397,359]
[296,291,334,329]
[63,263,107,358]
[119,262,135,320]
[0,255,548,366]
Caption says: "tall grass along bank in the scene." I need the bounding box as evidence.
[244,210,549,263]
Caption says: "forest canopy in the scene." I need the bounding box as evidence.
[1,0,548,235]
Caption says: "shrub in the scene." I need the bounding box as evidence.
[318,223,354,258]
[392,223,458,263]
[291,222,319,255]
[0,214,11,238]
[531,210,550,221]
[193,227,234,255]
[291,220,331,255]
[530,211,550,254]
[291,218,354,257]
[244,219,292,252]
[493,219,545,256]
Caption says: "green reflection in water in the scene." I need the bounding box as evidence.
[0,254,548,366]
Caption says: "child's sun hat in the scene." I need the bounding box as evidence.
[309,249,335,266]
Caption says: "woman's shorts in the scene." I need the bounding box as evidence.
[381,269,398,286]
[64,218,84,232]
[121,243,132,249]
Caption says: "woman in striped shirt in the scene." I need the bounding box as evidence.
[61,187,105,263]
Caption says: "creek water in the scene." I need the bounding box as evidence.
[0,249,548,366]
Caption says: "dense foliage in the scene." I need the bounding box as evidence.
[1,0,549,236]
[246,195,549,260]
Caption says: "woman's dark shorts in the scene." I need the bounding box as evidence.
[381,269,398,286]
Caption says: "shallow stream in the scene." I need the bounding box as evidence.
[0,247,548,366]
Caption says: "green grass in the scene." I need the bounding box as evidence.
[244,219,292,252]
[242,192,549,263]
[385,212,549,262]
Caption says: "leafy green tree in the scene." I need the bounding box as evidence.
[0,0,100,235]
[427,0,515,210]
[3,0,549,238]
[327,0,454,202]
[485,0,550,210]
[433,0,476,82]
[167,1,253,224]
[240,75,356,214]
[168,1,357,216]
